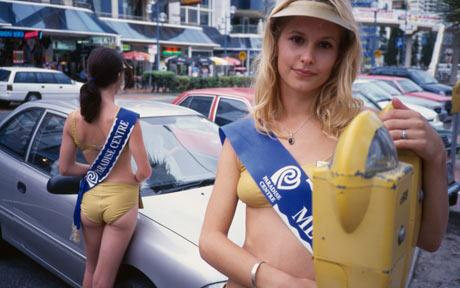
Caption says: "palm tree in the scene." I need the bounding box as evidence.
[441,0,460,85]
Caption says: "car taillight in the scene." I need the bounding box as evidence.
[7,84,12,91]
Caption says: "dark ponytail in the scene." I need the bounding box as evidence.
[79,47,124,123]
[79,80,101,123]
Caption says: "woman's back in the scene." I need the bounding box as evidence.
[71,105,138,185]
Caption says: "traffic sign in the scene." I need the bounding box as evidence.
[239,51,247,61]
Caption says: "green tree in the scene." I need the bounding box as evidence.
[441,0,460,85]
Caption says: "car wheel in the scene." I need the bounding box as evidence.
[449,192,458,206]
[25,93,41,102]
[0,100,10,108]
[115,267,155,288]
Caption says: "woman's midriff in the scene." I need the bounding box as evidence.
[226,206,315,287]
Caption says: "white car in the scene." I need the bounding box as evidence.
[0,67,83,104]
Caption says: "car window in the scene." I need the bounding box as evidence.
[372,80,402,96]
[28,112,86,175]
[139,115,220,195]
[409,70,438,85]
[215,97,249,126]
[36,72,58,84]
[28,113,64,175]
[398,79,423,93]
[382,80,400,91]
[0,69,11,81]
[54,72,72,84]
[14,72,37,83]
[188,96,213,117]
[352,82,391,103]
[0,109,44,159]
[178,96,193,108]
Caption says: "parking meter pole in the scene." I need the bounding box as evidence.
[451,80,460,178]
[450,114,459,174]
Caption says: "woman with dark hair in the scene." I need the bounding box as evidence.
[59,47,152,287]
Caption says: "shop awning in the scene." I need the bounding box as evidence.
[0,1,117,37]
[102,18,219,48]
[203,26,262,51]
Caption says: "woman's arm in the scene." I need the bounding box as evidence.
[59,117,89,176]
[129,121,152,183]
[380,98,448,252]
[199,140,315,288]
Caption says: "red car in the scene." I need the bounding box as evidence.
[172,87,254,126]
[360,75,451,103]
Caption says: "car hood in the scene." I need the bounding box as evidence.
[139,186,246,246]
[422,83,452,95]
[406,91,450,102]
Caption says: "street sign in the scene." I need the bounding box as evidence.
[374,49,382,58]
[181,0,201,5]
[239,51,247,61]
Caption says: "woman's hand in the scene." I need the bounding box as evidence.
[381,97,448,252]
[379,98,444,163]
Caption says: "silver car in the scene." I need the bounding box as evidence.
[0,99,245,287]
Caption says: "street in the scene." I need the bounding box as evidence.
[0,95,459,287]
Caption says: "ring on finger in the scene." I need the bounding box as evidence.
[401,129,408,140]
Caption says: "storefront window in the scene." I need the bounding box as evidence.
[181,2,211,26]
[119,0,144,20]
[93,0,112,15]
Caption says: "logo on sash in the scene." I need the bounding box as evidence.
[86,171,99,188]
[271,165,301,190]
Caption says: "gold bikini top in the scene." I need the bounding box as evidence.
[237,162,316,208]
[69,111,103,152]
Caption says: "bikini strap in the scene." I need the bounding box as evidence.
[69,111,81,149]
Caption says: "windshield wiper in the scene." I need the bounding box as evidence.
[154,178,215,194]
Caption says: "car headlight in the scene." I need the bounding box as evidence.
[202,282,227,288]
[364,127,399,178]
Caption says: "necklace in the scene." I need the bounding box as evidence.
[279,117,310,145]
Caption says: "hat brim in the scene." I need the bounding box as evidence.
[271,1,353,31]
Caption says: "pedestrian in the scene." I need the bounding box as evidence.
[59,47,152,288]
[199,1,448,287]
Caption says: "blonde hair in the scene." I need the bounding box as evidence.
[252,0,363,137]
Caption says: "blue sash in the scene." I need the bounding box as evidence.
[73,108,139,230]
[220,118,314,253]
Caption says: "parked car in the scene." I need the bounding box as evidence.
[172,88,254,126]
[369,66,452,96]
[0,99,245,287]
[353,79,444,129]
[357,77,449,122]
[174,86,459,205]
[0,67,83,105]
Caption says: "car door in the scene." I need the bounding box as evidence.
[24,110,86,285]
[54,72,78,99]
[0,108,45,250]
[12,71,38,101]
[36,72,60,100]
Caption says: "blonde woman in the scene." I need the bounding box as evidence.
[199,1,448,287]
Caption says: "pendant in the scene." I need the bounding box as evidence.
[288,137,295,145]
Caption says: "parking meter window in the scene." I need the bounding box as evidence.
[365,127,398,178]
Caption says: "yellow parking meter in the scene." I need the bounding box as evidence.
[312,108,422,288]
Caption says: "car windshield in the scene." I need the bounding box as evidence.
[139,115,221,195]
[0,69,10,81]
[398,79,424,93]
[352,82,392,103]
[409,70,438,85]
[372,80,403,96]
